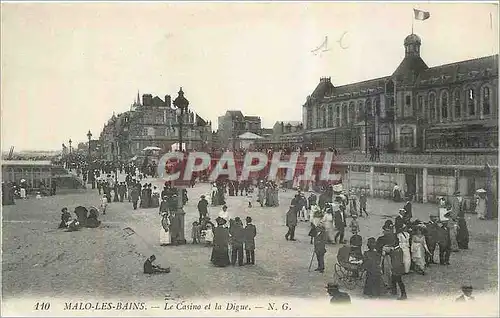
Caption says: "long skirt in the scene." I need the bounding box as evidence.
[211,246,230,267]
[381,254,392,287]
[160,228,171,245]
[457,218,469,249]
[363,271,385,297]
[401,247,411,273]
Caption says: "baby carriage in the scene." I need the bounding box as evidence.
[334,245,366,290]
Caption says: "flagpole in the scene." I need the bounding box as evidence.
[411,11,414,34]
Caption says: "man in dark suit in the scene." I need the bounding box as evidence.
[197,195,209,223]
[395,209,406,232]
[244,216,257,265]
[314,224,327,273]
[334,198,346,244]
[326,283,351,304]
[437,221,451,265]
[230,217,245,266]
[285,205,298,241]
[425,215,440,265]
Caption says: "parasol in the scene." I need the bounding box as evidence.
[476,189,486,193]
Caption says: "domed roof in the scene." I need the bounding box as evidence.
[404,34,421,46]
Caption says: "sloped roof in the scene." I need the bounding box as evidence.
[152,96,165,106]
[277,121,302,126]
[226,110,244,118]
[244,116,261,121]
[325,76,390,98]
[238,132,263,140]
[416,55,498,87]
[392,56,429,78]
[311,79,335,98]
[196,114,207,126]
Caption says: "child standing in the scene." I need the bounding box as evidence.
[204,223,214,246]
[100,194,108,215]
[350,214,360,235]
[191,221,201,244]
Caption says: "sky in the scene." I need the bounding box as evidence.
[1,1,498,151]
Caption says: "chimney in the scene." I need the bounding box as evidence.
[142,94,153,106]
[165,95,171,107]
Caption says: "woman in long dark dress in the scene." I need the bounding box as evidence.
[211,217,231,267]
[456,216,469,249]
[363,237,385,297]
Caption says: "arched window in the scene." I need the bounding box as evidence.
[440,91,449,120]
[328,105,333,127]
[341,103,348,126]
[400,126,414,148]
[467,88,476,116]
[374,97,380,116]
[429,93,436,121]
[357,101,364,121]
[335,105,340,127]
[322,106,327,128]
[417,95,423,117]
[453,90,461,119]
[482,86,491,116]
[306,107,313,129]
[365,99,372,118]
[349,102,355,124]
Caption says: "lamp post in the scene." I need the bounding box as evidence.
[68,139,73,171]
[112,141,119,202]
[172,87,189,245]
[87,130,95,188]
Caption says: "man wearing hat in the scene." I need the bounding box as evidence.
[314,224,328,273]
[395,209,406,233]
[390,237,407,300]
[285,205,298,241]
[197,195,209,223]
[325,283,351,304]
[425,215,440,265]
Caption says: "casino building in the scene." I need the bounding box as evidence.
[302,33,498,154]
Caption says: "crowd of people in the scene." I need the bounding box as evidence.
[279,183,475,301]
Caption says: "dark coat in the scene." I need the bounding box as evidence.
[244,224,257,250]
[130,188,140,202]
[334,210,346,230]
[404,201,412,218]
[230,224,245,247]
[314,228,327,254]
[425,221,440,246]
[197,199,209,214]
[363,250,385,297]
[159,200,169,213]
[395,215,405,232]
[437,224,451,247]
[286,208,298,227]
[390,247,405,276]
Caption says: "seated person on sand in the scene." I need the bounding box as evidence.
[59,207,71,229]
[86,208,101,228]
[143,255,170,274]
[66,217,81,232]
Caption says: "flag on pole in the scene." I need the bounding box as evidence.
[414,9,430,21]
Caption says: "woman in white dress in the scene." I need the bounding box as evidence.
[159,212,171,246]
[475,193,486,220]
[396,225,411,274]
[322,205,335,243]
[411,227,430,275]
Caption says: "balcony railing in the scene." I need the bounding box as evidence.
[336,151,498,166]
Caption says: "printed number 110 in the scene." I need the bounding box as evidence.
[35,302,51,310]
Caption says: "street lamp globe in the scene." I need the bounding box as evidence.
[87,130,92,140]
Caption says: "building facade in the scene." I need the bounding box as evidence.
[302,34,498,154]
[217,111,263,148]
[99,92,212,160]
